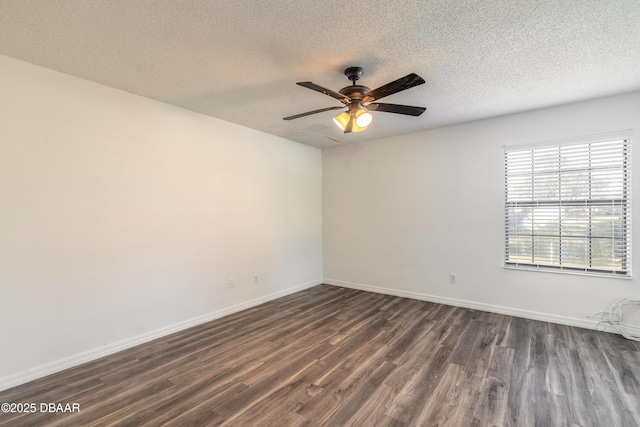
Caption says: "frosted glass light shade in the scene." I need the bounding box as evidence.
[355,110,372,127]
[333,112,350,130]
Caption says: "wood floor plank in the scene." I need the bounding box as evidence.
[342,383,399,426]
[1,284,640,427]
[409,362,474,427]
[296,331,392,422]
[474,346,514,425]
[321,361,397,426]
[385,345,453,424]
[383,328,442,391]
[226,361,328,427]
[579,332,640,427]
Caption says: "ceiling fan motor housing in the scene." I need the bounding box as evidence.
[341,67,370,106]
[338,85,370,98]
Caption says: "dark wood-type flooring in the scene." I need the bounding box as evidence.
[2,285,640,426]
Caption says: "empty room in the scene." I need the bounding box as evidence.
[2,1,640,426]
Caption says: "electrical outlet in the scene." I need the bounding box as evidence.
[228,278,235,289]
[449,274,456,284]
[254,274,259,284]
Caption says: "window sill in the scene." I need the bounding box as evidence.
[503,265,632,279]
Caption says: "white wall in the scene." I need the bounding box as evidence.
[323,90,640,326]
[0,55,322,389]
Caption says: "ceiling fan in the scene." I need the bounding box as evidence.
[283,67,426,133]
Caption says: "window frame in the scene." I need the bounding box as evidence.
[504,131,632,277]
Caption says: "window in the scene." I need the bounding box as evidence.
[504,131,631,276]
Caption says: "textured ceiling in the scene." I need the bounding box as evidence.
[1,1,640,148]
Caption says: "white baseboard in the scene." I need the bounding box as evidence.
[324,278,613,332]
[0,279,322,392]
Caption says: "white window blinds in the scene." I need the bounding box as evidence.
[504,132,631,276]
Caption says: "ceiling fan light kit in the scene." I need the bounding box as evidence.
[284,66,427,134]
[333,109,371,132]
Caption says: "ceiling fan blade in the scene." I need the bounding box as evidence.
[344,113,354,133]
[365,103,426,116]
[283,106,344,120]
[363,73,425,102]
[297,82,350,103]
